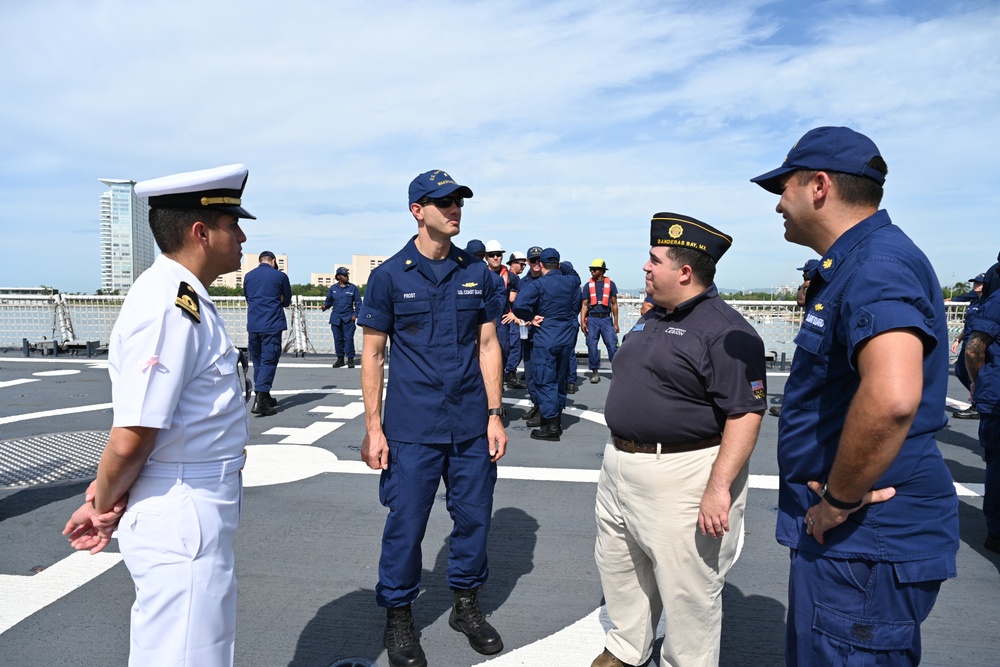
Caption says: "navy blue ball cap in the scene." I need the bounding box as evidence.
[259,250,276,261]
[540,247,560,263]
[797,259,820,273]
[971,273,986,283]
[136,164,256,219]
[408,169,474,205]
[465,239,486,255]
[650,212,732,263]
[526,246,543,259]
[751,126,885,195]
[335,266,349,277]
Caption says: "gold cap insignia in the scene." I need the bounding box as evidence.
[668,224,683,239]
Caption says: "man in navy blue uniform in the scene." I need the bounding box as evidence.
[963,259,1000,552]
[358,169,507,667]
[752,126,960,666]
[512,247,581,441]
[951,272,986,419]
[581,258,619,384]
[321,266,362,368]
[518,246,545,424]
[244,250,291,416]
[503,251,528,388]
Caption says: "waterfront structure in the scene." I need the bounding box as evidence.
[213,252,289,289]
[98,179,154,293]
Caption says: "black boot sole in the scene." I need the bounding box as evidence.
[448,616,504,655]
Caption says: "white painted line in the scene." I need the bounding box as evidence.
[309,402,366,420]
[270,388,363,397]
[0,403,113,425]
[946,397,972,410]
[0,551,123,635]
[32,369,81,377]
[955,482,985,497]
[500,467,599,483]
[749,474,780,490]
[0,378,39,389]
[262,421,344,445]
[474,607,606,666]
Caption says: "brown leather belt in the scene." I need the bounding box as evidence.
[611,433,721,455]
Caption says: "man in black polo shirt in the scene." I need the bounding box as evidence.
[591,213,767,667]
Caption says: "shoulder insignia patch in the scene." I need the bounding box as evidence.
[175,281,201,323]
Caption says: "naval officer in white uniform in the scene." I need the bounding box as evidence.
[63,164,256,666]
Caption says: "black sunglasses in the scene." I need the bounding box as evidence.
[486,252,504,258]
[420,195,464,209]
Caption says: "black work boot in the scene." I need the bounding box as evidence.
[253,392,276,416]
[333,356,345,368]
[505,371,525,389]
[590,369,601,384]
[531,417,561,442]
[347,357,356,369]
[523,404,541,426]
[449,587,503,655]
[384,605,427,667]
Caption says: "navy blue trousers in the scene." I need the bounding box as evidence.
[786,550,943,666]
[376,436,497,608]
[531,344,571,419]
[980,413,1000,534]
[505,322,522,374]
[247,331,282,393]
[330,318,357,358]
[586,315,617,370]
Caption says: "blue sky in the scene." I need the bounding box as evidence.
[1,0,997,293]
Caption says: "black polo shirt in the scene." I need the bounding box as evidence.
[604,285,766,444]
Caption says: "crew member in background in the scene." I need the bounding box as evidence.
[560,260,583,394]
[512,247,581,441]
[321,266,363,369]
[520,246,545,426]
[581,258,618,384]
[795,259,820,307]
[63,164,256,667]
[593,213,766,667]
[504,251,528,389]
[485,239,517,377]
[952,272,986,419]
[244,250,291,415]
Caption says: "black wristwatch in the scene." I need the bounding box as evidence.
[487,407,505,418]
[821,481,863,511]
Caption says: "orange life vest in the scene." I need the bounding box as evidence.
[588,279,610,307]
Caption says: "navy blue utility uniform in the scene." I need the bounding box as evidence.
[512,268,581,419]
[518,270,541,405]
[972,287,1000,538]
[583,278,618,371]
[955,291,982,391]
[243,263,291,392]
[777,211,959,665]
[324,281,363,360]
[359,236,501,607]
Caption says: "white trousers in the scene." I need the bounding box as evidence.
[594,442,748,667]
[118,471,242,667]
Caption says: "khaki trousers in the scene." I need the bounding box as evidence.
[594,442,748,667]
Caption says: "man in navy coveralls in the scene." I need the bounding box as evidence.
[358,170,507,667]
[752,126,959,666]
[321,266,362,368]
[244,250,291,416]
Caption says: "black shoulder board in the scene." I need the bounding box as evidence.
[175,281,201,323]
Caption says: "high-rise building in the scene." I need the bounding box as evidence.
[212,252,289,289]
[99,179,155,293]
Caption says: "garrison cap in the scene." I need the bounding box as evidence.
[135,164,256,219]
[751,126,885,195]
[336,266,349,277]
[650,212,732,263]
[408,169,474,206]
[540,247,560,263]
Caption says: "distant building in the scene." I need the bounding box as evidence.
[99,179,154,293]
[311,254,387,287]
[212,252,289,289]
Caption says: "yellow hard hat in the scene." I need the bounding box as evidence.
[589,258,607,270]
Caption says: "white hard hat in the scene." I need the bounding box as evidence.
[485,239,504,253]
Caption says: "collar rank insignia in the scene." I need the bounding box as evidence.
[822,258,833,270]
[175,281,201,323]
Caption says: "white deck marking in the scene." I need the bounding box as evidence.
[261,421,344,445]
[0,379,39,389]
[473,607,606,666]
[0,403,112,425]
[309,402,366,420]
[0,551,123,635]
[270,388,363,396]
[31,369,80,377]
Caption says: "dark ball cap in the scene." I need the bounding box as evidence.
[540,247,560,263]
[797,259,820,273]
[408,170,474,206]
[465,239,486,256]
[335,266,349,277]
[526,246,543,260]
[259,250,276,261]
[751,126,885,195]
[650,213,732,263]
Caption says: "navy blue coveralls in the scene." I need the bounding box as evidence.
[358,236,501,608]
[972,287,1000,537]
[324,281,363,360]
[504,272,522,375]
[243,263,292,393]
[512,269,581,419]
[954,292,981,391]
[777,211,959,666]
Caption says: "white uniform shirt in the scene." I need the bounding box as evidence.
[109,255,249,463]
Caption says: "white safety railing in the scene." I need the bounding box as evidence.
[0,294,972,359]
